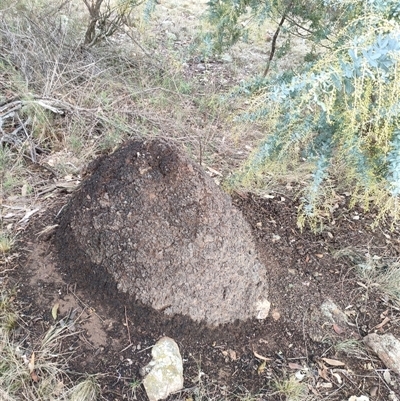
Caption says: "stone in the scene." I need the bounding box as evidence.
[363,333,400,375]
[55,139,269,325]
[255,299,270,320]
[320,299,350,328]
[142,337,183,401]
[348,396,369,401]
[308,299,351,342]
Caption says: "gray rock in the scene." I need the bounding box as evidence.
[142,337,184,401]
[363,333,400,375]
[308,299,351,342]
[320,299,350,327]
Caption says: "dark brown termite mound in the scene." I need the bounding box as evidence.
[55,139,269,325]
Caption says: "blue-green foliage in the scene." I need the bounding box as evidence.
[228,5,400,221]
[301,115,335,214]
[323,0,400,18]
[387,129,400,195]
[143,0,157,22]
[302,153,329,215]
[205,0,400,222]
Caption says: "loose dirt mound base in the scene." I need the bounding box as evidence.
[55,139,269,325]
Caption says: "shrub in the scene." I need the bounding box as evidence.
[206,1,400,228]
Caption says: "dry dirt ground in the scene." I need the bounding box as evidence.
[3,179,400,401]
[1,1,400,401]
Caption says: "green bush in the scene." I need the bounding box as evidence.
[206,1,400,228]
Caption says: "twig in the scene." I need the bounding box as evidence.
[123,29,165,73]
[0,267,17,274]
[67,285,105,323]
[16,114,36,162]
[124,306,131,345]
[120,343,134,353]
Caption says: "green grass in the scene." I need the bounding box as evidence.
[334,339,368,359]
[0,233,15,254]
[271,376,309,401]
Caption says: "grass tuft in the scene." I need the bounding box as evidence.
[357,255,400,306]
[67,375,100,401]
[335,339,368,359]
[0,289,102,400]
[0,233,15,254]
[0,290,18,334]
[271,376,309,401]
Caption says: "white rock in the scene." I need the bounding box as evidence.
[255,299,271,320]
[363,333,400,375]
[142,337,184,401]
[348,396,369,401]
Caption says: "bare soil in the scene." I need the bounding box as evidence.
[6,170,400,401]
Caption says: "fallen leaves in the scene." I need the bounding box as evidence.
[253,350,272,361]
[333,323,346,335]
[288,362,303,370]
[321,357,345,367]
[28,352,39,383]
[52,303,60,320]
[315,358,348,390]
[257,360,266,375]
[373,316,390,330]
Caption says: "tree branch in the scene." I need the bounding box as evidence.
[262,12,288,77]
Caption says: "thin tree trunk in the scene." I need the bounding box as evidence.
[262,1,294,77]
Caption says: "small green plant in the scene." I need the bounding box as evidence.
[0,233,15,254]
[335,339,368,358]
[272,375,308,400]
[0,290,18,334]
[130,377,141,398]
[0,147,25,196]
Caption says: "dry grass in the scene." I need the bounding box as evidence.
[0,1,257,400]
[0,0,247,199]
[0,289,101,401]
[0,232,15,254]
[357,255,400,307]
[334,248,400,308]
[334,339,369,359]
